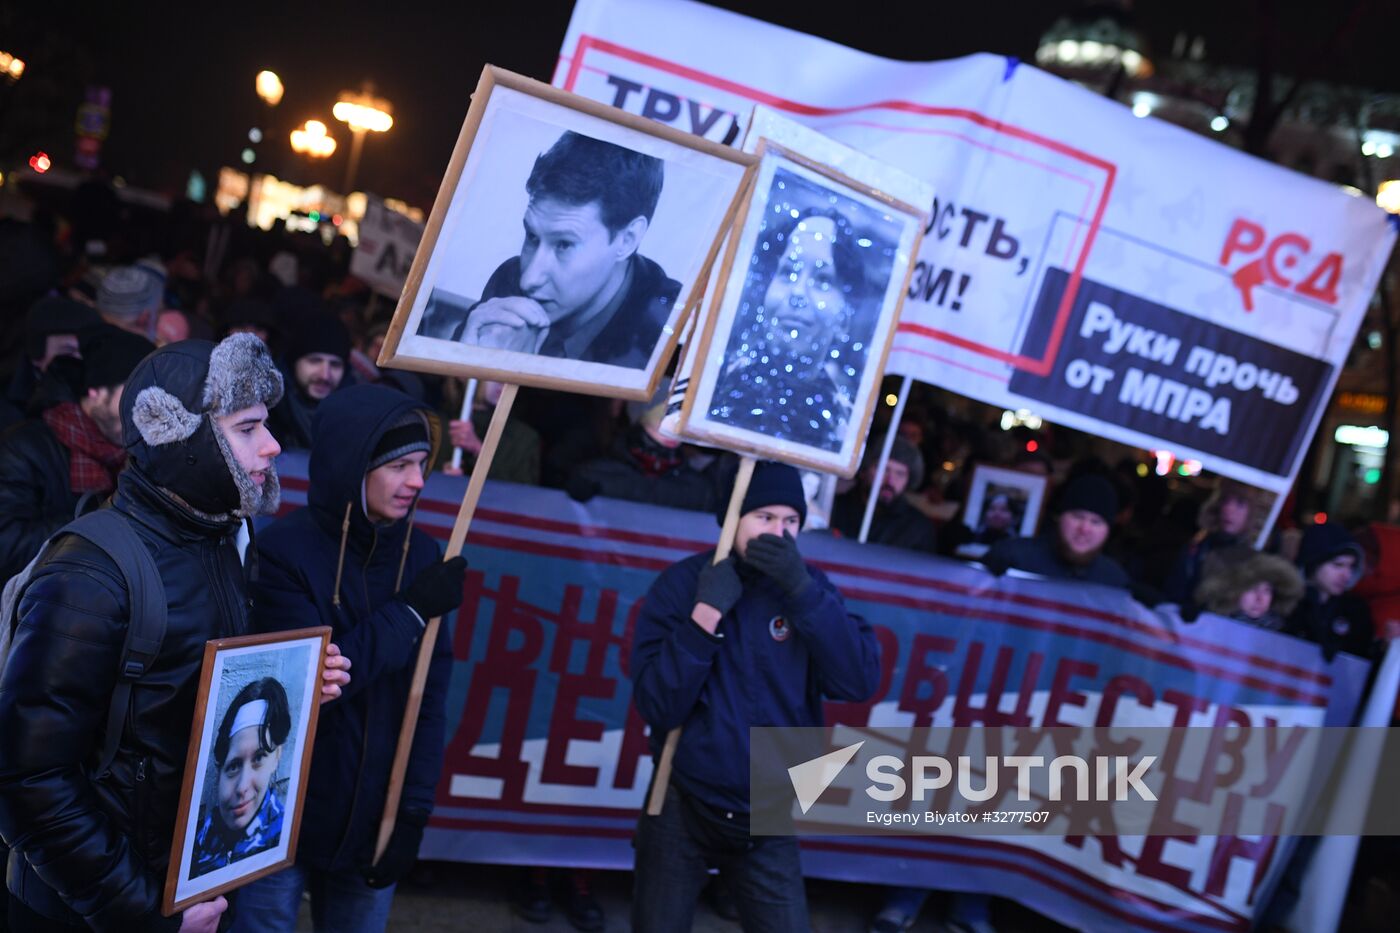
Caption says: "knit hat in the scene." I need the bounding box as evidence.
[1056,473,1119,523]
[865,435,924,492]
[25,296,101,360]
[283,309,351,365]
[97,266,163,324]
[368,412,431,472]
[80,325,155,391]
[1297,522,1366,578]
[718,460,807,527]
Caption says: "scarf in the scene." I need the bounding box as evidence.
[42,402,126,494]
[626,426,684,478]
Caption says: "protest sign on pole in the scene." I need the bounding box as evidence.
[350,195,424,299]
[554,0,1397,498]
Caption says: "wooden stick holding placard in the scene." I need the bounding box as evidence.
[373,382,519,861]
[645,455,755,817]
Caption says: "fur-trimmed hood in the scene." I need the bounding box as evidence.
[1195,546,1304,618]
[1196,479,1271,542]
[120,333,283,518]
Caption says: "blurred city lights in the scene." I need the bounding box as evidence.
[255,70,284,107]
[290,120,337,158]
[28,152,50,173]
[1378,180,1400,214]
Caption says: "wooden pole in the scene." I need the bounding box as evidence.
[645,455,755,817]
[373,382,518,861]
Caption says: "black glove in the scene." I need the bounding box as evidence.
[566,473,602,503]
[363,808,428,889]
[695,555,742,614]
[743,532,810,599]
[403,556,467,619]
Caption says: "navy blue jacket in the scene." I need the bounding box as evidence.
[251,385,452,871]
[630,551,880,814]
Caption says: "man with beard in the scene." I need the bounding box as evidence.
[267,312,351,450]
[708,209,866,454]
[983,473,1130,587]
[828,435,936,552]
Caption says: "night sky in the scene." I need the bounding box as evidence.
[6,0,1398,208]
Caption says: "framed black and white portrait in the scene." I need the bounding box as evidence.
[963,465,1048,541]
[163,628,328,915]
[677,139,926,476]
[378,66,754,400]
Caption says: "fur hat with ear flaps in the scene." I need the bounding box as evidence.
[122,333,284,518]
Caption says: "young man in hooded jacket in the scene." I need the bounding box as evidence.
[629,461,881,931]
[0,334,352,933]
[233,384,463,933]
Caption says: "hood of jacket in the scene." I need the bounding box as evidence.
[1297,522,1366,584]
[306,383,440,552]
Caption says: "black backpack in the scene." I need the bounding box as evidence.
[0,508,166,779]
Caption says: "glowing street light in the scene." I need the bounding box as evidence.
[0,51,24,82]
[290,120,337,158]
[255,70,284,107]
[333,84,392,193]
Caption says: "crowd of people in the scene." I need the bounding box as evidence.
[0,182,1396,932]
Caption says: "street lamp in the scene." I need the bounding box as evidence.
[290,120,337,158]
[0,51,24,83]
[255,70,283,107]
[332,84,392,193]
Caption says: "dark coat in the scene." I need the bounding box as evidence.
[250,385,451,872]
[829,491,938,554]
[630,552,880,814]
[0,468,247,931]
[570,434,723,513]
[984,534,1132,589]
[1284,589,1376,661]
[0,418,78,581]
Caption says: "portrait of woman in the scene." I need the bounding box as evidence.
[708,171,897,454]
[975,490,1025,545]
[190,677,292,879]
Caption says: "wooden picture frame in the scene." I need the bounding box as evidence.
[962,464,1050,541]
[163,628,330,915]
[675,138,928,477]
[378,65,755,401]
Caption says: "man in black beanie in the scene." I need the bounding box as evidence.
[0,325,154,580]
[984,472,1130,587]
[267,311,352,450]
[629,461,880,931]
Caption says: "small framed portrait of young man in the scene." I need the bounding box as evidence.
[378,66,754,400]
[163,628,329,915]
[962,465,1049,546]
[676,139,927,476]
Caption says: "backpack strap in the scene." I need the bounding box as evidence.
[63,510,167,779]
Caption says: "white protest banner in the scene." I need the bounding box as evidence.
[350,195,424,299]
[554,0,1397,496]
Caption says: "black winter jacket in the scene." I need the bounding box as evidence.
[0,468,248,931]
[250,385,451,872]
[0,418,80,581]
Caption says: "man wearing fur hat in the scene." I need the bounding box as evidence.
[828,434,937,553]
[266,311,351,451]
[1163,479,1266,607]
[629,461,880,931]
[0,325,154,580]
[984,473,1131,588]
[1285,523,1378,661]
[0,334,349,932]
[233,384,464,933]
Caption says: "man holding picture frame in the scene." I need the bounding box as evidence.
[0,335,346,933]
[233,384,461,933]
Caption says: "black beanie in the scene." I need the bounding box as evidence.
[1056,473,1119,523]
[25,296,101,360]
[283,310,351,365]
[81,325,156,391]
[368,413,431,472]
[717,461,807,527]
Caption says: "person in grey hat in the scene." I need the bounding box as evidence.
[0,333,351,933]
[983,472,1130,587]
[828,434,937,553]
[96,265,164,341]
